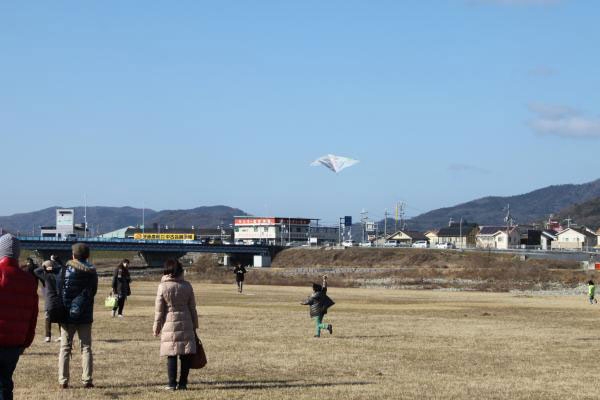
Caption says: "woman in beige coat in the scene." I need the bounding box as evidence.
[153,259,199,390]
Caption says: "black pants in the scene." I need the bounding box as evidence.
[236,279,244,292]
[167,355,191,388]
[112,296,126,315]
[0,347,21,400]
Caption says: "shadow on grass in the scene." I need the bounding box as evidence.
[334,335,398,339]
[576,337,600,341]
[187,380,373,391]
[96,339,155,343]
[97,380,372,391]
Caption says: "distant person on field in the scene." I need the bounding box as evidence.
[34,258,63,342]
[112,259,132,317]
[301,275,334,338]
[0,234,38,400]
[233,263,247,293]
[153,259,199,391]
[588,280,597,304]
[58,243,98,389]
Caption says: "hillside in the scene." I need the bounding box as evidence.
[405,179,600,231]
[0,205,247,235]
[557,196,600,229]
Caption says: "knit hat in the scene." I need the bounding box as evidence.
[72,243,90,260]
[0,234,20,259]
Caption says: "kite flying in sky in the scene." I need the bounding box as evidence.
[310,154,359,174]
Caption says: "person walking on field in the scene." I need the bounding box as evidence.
[112,259,132,317]
[233,263,247,293]
[33,258,63,342]
[588,280,597,304]
[153,259,199,391]
[301,275,334,338]
[59,243,98,389]
[0,234,38,400]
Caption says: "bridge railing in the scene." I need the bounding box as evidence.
[16,236,207,245]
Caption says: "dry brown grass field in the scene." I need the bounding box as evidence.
[13,279,600,399]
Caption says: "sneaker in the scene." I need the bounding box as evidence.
[177,384,187,390]
[84,382,94,389]
[313,335,320,338]
[118,314,124,318]
[327,324,333,335]
[44,337,51,343]
[164,386,176,391]
[59,383,69,389]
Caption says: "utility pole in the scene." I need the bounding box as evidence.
[504,204,513,249]
[459,217,463,249]
[384,209,388,244]
[84,194,88,238]
[564,216,572,228]
[360,209,368,243]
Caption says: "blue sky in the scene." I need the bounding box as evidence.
[2,0,599,224]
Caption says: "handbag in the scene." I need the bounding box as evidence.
[189,333,207,369]
[105,294,118,308]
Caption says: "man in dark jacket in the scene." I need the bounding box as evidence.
[233,263,247,293]
[0,234,38,400]
[34,259,63,342]
[58,243,98,389]
[301,275,334,338]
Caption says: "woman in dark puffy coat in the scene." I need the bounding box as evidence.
[301,275,334,338]
[111,259,132,318]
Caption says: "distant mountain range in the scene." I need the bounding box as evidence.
[404,179,600,231]
[0,205,248,235]
[4,178,600,236]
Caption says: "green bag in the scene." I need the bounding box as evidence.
[104,294,118,308]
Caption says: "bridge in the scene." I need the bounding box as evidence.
[18,237,279,267]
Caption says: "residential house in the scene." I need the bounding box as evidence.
[386,230,429,246]
[424,230,439,245]
[476,226,520,250]
[552,227,598,250]
[436,222,479,248]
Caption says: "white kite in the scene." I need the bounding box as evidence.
[310,154,359,174]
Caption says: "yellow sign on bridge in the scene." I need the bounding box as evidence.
[133,233,195,241]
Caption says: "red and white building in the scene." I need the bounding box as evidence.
[234,216,339,245]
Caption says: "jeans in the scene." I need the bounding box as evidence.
[112,296,126,315]
[167,355,191,388]
[59,323,93,385]
[0,347,21,400]
[313,315,329,337]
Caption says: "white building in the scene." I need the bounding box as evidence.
[552,227,598,250]
[41,209,87,238]
[476,226,520,250]
[234,216,338,245]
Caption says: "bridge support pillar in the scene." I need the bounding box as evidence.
[139,251,187,268]
[253,255,271,268]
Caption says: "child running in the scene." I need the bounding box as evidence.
[301,275,335,338]
[588,280,597,304]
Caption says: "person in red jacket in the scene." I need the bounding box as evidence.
[0,234,38,400]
